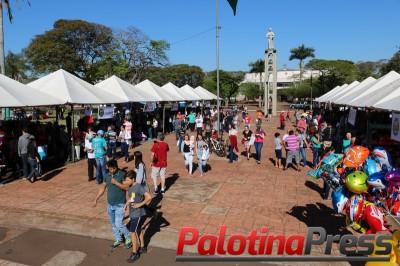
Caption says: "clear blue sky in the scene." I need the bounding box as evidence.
[4,0,400,72]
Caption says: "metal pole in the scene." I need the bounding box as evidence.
[71,104,75,163]
[162,103,165,133]
[216,0,221,137]
[310,72,313,111]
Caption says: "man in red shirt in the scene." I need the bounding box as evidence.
[244,113,252,130]
[150,133,170,194]
[279,111,285,130]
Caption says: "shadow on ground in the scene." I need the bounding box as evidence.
[40,168,65,181]
[287,202,351,236]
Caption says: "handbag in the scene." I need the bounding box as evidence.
[225,137,231,147]
[152,143,160,163]
[248,135,255,146]
[241,138,245,145]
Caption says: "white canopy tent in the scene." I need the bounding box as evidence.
[333,77,376,105]
[346,71,400,107]
[0,74,64,107]
[194,86,217,100]
[160,82,185,101]
[179,84,202,101]
[193,86,213,100]
[315,85,345,102]
[323,81,360,103]
[134,80,166,102]
[27,69,126,104]
[372,79,400,111]
[95,76,157,102]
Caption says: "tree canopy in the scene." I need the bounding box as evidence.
[289,44,315,82]
[203,70,243,103]
[24,19,169,84]
[381,47,400,75]
[143,64,204,87]
[306,59,358,95]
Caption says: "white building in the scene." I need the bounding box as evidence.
[242,69,320,90]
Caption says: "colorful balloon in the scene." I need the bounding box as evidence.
[345,194,365,222]
[343,146,370,168]
[368,171,388,189]
[372,146,393,171]
[385,170,400,186]
[332,186,348,213]
[363,204,389,234]
[364,158,383,176]
[345,171,369,193]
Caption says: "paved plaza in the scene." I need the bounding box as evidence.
[0,108,356,265]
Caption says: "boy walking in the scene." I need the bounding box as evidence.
[92,160,132,250]
[112,171,152,263]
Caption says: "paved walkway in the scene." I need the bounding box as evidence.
[0,107,352,265]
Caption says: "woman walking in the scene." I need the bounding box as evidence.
[253,125,265,164]
[296,129,309,168]
[228,124,239,163]
[181,134,194,175]
[242,125,253,160]
[195,134,207,177]
[27,137,40,183]
[133,151,148,190]
[118,125,129,163]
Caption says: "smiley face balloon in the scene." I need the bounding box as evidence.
[345,170,369,193]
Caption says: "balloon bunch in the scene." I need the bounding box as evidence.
[308,146,399,234]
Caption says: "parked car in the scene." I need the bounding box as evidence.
[289,101,310,110]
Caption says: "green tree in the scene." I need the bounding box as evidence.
[248,59,264,107]
[203,70,242,105]
[0,0,30,74]
[143,64,204,87]
[112,27,169,84]
[356,60,385,80]
[25,19,113,83]
[239,82,259,101]
[289,44,315,83]
[5,50,28,81]
[306,59,358,95]
[381,48,400,75]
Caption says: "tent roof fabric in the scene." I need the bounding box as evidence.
[315,85,343,102]
[333,77,376,105]
[324,81,360,103]
[95,76,157,102]
[135,80,166,102]
[28,69,126,104]
[193,86,213,100]
[179,84,202,101]
[0,74,64,107]
[346,71,400,107]
[194,86,217,100]
[367,78,400,111]
[160,82,185,101]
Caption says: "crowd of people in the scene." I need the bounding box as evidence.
[0,102,372,263]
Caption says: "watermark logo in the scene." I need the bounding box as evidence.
[176,226,391,262]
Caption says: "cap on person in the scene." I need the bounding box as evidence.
[97,130,104,135]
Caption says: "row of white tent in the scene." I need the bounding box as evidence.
[315,70,400,112]
[0,69,218,108]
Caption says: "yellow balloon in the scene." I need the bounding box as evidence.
[367,231,400,266]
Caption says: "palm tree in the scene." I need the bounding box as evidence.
[289,44,315,83]
[248,59,264,107]
[0,0,30,74]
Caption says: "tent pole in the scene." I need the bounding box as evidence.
[162,103,165,134]
[71,104,75,163]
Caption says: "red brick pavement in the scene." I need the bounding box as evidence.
[0,107,351,262]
